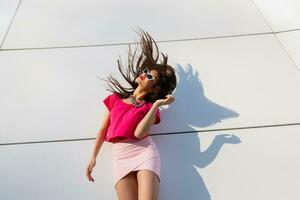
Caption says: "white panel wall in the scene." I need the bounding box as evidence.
[276,31,300,71]
[2,0,271,49]
[1,0,300,199]
[253,0,300,31]
[0,0,19,46]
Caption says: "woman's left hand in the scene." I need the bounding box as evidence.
[154,95,175,107]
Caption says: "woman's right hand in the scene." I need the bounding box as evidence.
[86,158,96,182]
[154,94,175,107]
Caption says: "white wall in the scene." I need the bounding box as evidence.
[1,0,300,199]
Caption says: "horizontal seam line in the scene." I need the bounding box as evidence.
[1,122,300,146]
[0,31,275,51]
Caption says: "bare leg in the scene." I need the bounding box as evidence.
[115,171,138,200]
[137,169,160,200]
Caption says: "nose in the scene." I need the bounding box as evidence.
[140,73,146,80]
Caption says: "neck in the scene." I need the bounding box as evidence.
[132,88,147,102]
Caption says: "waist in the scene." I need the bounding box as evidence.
[112,136,158,155]
[112,135,154,148]
[105,132,149,143]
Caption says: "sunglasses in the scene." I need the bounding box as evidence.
[141,68,156,80]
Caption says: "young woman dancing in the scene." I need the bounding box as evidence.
[86,28,177,200]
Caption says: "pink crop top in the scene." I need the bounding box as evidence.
[102,92,161,143]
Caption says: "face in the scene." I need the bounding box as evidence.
[135,68,159,93]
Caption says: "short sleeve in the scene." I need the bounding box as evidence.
[102,93,118,111]
[146,103,161,125]
[154,108,161,124]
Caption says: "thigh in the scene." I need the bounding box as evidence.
[137,169,160,200]
[115,171,138,200]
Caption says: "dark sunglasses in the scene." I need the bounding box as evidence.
[141,68,156,80]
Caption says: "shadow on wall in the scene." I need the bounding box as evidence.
[153,64,241,200]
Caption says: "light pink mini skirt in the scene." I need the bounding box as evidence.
[112,136,161,188]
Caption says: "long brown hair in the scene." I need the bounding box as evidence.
[98,28,177,103]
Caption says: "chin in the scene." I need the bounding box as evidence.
[135,78,141,84]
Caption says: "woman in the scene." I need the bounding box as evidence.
[86,28,177,200]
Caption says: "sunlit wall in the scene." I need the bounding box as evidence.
[1,0,300,199]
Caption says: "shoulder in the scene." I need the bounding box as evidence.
[102,92,121,111]
[144,101,158,111]
[144,101,152,109]
[107,92,121,100]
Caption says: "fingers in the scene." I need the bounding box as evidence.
[166,95,175,102]
[87,172,94,182]
[86,164,95,182]
[165,96,175,104]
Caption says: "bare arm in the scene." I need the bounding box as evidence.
[90,108,110,160]
[134,103,159,139]
[134,94,175,139]
[86,107,111,182]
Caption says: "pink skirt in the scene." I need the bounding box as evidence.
[112,136,161,188]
